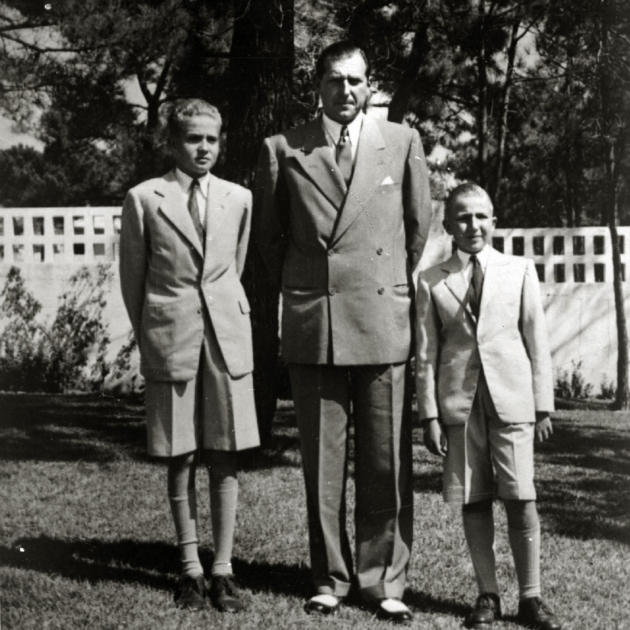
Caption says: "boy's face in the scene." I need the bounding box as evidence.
[443,194,497,255]
[170,115,220,178]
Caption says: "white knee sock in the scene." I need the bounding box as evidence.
[168,454,204,578]
[207,451,239,576]
[508,524,541,600]
[463,509,500,595]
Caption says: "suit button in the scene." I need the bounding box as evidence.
[377,287,385,295]
[328,249,335,256]
[329,288,336,296]
[376,248,383,255]
[197,309,202,314]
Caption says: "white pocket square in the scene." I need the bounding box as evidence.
[380,175,395,185]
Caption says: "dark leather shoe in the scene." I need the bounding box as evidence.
[209,574,245,613]
[375,600,413,625]
[518,597,562,630]
[304,595,342,616]
[175,574,206,610]
[466,593,502,628]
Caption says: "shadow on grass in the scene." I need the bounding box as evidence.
[531,418,630,545]
[0,393,149,464]
[0,535,476,619]
[0,534,313,600]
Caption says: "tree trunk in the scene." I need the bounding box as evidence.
[387,21,429,124]
[609,222,629,409]
[476,1,489,189]
[492,18,520,210]
[598,0,629,409]
[226,0,295,447]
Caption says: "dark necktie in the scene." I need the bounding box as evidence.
[188,178,205,244]
[467,254,484,317]
[336,125,353,185]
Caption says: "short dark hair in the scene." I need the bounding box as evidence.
[162,99,222,146]
[445,182,493,217]
[315,40,371,80]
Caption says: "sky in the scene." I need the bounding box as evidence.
[0,115,44,151]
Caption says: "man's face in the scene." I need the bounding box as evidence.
[316,52,370,124]
[170,115,220,178]
[444,194,497,255]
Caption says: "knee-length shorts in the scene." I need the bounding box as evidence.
[443,375,536,505]
[144,321,259,457]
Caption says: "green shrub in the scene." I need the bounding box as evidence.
[555,360,594,400]
[598,376,616,400]
[0,265,113,393]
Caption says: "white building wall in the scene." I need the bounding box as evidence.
[1,206,629,393]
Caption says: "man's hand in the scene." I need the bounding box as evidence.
[535,412,553,443]
[423,418,448,457]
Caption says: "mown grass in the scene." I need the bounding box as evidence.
[0,394,629,629]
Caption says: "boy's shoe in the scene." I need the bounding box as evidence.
[517,597,562,630]
[465,593,502,628]
[175,574,206,610]
[209,574,245,613]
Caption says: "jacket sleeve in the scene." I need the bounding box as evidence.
[521,259,555,412]
[415,275,441,420]
[253,137,290,288]
[236,188,253,278]
[119,189,148,346]
[404,129,433,274]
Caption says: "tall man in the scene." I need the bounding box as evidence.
[255,41,432,623]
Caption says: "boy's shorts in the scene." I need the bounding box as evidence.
[443,374,536,505]
[144,320,259,457]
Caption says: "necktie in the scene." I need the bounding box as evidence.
[336,125,353,185]
[188,178,205,244]
[467,254,484,317]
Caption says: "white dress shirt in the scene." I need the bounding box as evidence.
[322,111,363,162]
[174,168,210,224]
[457,244,490,283]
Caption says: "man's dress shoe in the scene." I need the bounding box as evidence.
[304,594,342,616]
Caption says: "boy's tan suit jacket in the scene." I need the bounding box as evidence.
[415,247,555,426]
[255,115,432,365]
[120,170,253,382]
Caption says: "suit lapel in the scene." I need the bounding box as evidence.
[156,173,204,257]
[443,254,476,323]
[330,117,389,246]
[290,118,347,210]
[479,247,507,313]
[202,175,232,270]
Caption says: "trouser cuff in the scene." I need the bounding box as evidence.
[360,581,405,601]
[313,578,351,598]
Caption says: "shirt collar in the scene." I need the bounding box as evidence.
[174,168,210,199]
[322,111,363,148]
[456,244,490,269]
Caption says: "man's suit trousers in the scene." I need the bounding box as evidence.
[289,362,413,599]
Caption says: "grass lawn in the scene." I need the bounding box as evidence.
[0,394,629,629]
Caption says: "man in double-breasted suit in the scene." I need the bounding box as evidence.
[255,41,432,622]
[120,99,258,613]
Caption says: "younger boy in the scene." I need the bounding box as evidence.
[415,183,562,629]
[120,99,259,613]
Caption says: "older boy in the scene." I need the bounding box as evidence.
[415,183,562,629]
[120,99,259,613]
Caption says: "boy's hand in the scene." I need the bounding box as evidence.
[535,412,553,443]
[423,418,448,457]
